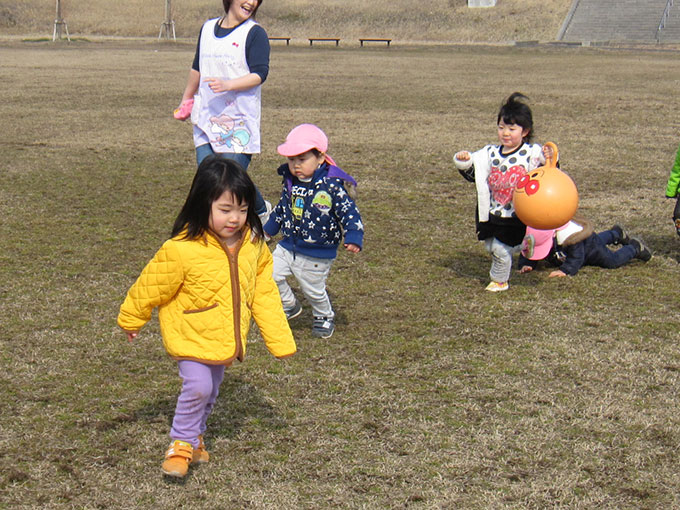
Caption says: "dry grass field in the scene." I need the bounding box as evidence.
[1,38,680,509]
[0,0,571,43]
[2,5,680,509]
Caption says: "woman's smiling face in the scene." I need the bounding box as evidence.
[225,0,260,25]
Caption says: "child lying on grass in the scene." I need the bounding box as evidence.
[518,216,652,277]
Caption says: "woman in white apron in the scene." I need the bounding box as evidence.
[176,0,270,216]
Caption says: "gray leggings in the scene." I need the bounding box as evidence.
[484,237,519,283]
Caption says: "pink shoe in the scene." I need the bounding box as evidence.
[173,99,194,120]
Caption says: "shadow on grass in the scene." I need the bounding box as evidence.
[95,373,286,441]
[642,230,680,263]
[435,249,561,290]
[437,252,488,281]
[435,250,537,286]
[157,373,287,484]
[208,374,287,436]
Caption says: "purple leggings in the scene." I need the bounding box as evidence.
[169,360,226,448]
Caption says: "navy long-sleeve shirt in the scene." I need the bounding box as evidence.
[192,20,270,83]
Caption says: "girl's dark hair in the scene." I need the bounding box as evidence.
[497,92,534,143]
[172,155,263,240]
[223,0,262,18]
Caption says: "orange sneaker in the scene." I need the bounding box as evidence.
[161,440,193,477]
[191,435,209,465]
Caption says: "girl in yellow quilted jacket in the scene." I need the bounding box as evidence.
[118,155,296,478]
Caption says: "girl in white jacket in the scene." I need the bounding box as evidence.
[453,93,553,292]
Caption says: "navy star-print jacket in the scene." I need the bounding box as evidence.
[263,162,364,259]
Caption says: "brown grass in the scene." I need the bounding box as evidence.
[1,37,680,509]
[0,0,571,42]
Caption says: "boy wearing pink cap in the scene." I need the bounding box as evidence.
[518,217,651,277]
[263,124,364,338]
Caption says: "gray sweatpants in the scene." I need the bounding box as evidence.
[484,237,519,284]
[272,244,334,318]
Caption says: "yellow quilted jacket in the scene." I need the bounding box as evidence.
[117,229,296,364]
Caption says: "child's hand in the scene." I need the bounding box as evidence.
[549,270,567,278]
[173,99,193,120]
[344,243,361,253]
[542,144,555,161]
[204,77,232,93]
[126,331,139,342]
[519,265,533,273]
[455,151,471,162]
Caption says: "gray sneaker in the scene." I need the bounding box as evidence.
[630,237,652,262]
[312,316,335,338]
[284,301,302,320]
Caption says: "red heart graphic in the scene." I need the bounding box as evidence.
[488,165,527,205]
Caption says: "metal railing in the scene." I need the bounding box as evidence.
[657,0,675,42]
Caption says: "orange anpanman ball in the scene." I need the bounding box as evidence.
[513,142,578,230]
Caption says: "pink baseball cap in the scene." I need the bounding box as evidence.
[521,227,555,260]
[277,124,336,165]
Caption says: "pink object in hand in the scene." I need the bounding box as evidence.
[173,99,194,120]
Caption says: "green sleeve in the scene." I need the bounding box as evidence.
[666,145,680,197]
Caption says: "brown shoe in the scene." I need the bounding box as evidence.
[161,440,193,477]
[191,435,209,465]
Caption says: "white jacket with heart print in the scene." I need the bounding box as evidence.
[454,142,545,222]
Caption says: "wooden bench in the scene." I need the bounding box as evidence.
[269,37,291,46]
[309,38,340,47]
[359,38,392,47]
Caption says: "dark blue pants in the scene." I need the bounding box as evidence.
[587,230,636,269]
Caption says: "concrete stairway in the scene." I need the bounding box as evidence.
[658,2,680,42]
[559,0,672,43]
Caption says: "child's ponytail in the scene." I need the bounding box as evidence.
[497,92,534,143]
